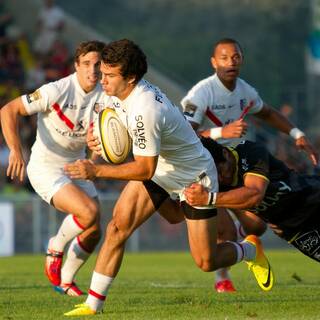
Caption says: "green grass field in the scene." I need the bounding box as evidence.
[1,250,319,320]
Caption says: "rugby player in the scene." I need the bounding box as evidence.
[63,39,274,316]
[181,38,318,292]
[184,137,320,264]
[1,40,110,296]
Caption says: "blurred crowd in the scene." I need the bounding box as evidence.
[0,0,126,197]
[0,0,316,199]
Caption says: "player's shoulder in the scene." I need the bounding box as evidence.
[236,140,268,158]
[191,74,216,91]
[46,73,74,93]
[236,77,258,92]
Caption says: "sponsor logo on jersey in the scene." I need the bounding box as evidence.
[93,102,105,114]
[212,104,225,110]
[26,89,42,103]
[240,98,247,111]
[63,103,78,110]
[241,158,249,171]
[251,181,292,214]
[133,115,146,149]
[54,127,87,138]
[294,230,320,259]
[76,119,87,131]
[184,103,197,117]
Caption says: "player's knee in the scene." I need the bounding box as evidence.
[79,201,100,228]
[194,256,217,272]
[243,220,267,237]
[106,219,131,245]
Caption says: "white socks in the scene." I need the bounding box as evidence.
[215,268,230,282]
[51,215,85,252]
[61,236,91,284]
[233,240,256,262]
[86,271,114,312]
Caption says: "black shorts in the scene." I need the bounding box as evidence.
[283,212,320,263]
[142,180,217,220]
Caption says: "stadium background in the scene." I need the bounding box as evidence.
[1,0,320,255]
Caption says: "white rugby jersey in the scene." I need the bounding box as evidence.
[22,73,112,159]
[181,73,264,146]
[111,79,218,197]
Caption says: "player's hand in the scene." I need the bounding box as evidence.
[7,149,26,182]
[64,159,97,180]
[87,126,101,154]
[184,183,209,206]
[295,136,319,166]
[221,120,248,139]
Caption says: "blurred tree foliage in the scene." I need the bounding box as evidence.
[57,0,310,106]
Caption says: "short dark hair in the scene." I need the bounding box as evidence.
[212,38,243,57]
[74,40,105,64]
[200,137,226,164]
[101,39,148,84]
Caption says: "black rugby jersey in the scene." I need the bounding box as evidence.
[223,141,320,234]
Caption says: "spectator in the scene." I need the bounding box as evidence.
[33,0,65,55]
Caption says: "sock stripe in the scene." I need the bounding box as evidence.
[76,236,93,254]
[238,243,244,260]
[72,215,86,230]
[238,225,246,238]
[89,289,106,301]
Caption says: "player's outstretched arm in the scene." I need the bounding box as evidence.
[295,135,319,166]
[255,103,319,166]
[1,97,29,181]
[184,174,268,209]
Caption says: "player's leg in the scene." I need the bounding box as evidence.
[183,203,274,291]
[215,208,237,292]
[185,215,237,271]
[58,206,101,296]
[46,183,100,287]
[157,198,185,224]
[233,210,267,237]
[65,180,163,315]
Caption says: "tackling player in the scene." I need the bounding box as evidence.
[184,137,320,264]
[1,40,110,296]
[181,38,318,292]
[63,39,274,316]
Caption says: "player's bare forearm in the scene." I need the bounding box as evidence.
[184,183,264,209]
[255,104,294,134]
[216,187,263,209]
[64,155,158,181]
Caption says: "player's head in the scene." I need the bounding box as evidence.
[100,39,148,99]
[210,38,243,88]
[200,137,235,186]
[74,40,105,93]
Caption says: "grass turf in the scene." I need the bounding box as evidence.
[0,250,319,319]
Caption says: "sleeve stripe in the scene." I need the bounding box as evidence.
[243,172,269,182]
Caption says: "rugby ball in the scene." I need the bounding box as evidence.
[94,108,131,164]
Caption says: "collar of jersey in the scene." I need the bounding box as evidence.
[214,73,238,94]
[114,79,145,111]
[226,146,239,186]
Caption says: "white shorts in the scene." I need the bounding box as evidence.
[27,151,97,204]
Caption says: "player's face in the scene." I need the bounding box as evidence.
[211,43,243,88]
[75,51,101,93]
[216,149,236,186]
[100,62,135,100]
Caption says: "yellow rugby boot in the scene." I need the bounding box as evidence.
[243,235,274,291]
